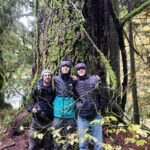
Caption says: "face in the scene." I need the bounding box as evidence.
[61,65,70,74]
[43,72,51,84]
[77,68,86,76]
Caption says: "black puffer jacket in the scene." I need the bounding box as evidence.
[54,60,75,97]
[54,75,75,97]
[26,79,55,124]
[75,75,107,119]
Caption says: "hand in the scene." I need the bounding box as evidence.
[32,108,37,113]
[72,75,78,81]
[95,75,100,80]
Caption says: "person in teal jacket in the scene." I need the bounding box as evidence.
[52,61,76,150]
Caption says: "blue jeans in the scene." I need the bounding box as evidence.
[78,115,103,150]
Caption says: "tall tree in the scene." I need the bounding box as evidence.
[0,0,17,107]
[128,0,140,124]
[109,0,121,110]
[0,0,34,107]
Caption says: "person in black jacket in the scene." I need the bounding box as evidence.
[74,63,107,150]
[26,69,55,150]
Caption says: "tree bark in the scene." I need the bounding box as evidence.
[83,0,110,84]
[108,0,128,111]
[0,49,5,107]
[109,0,121,104]
[128,0,140,124]
[32,0,41,78]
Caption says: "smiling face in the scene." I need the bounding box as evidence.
[43,72,51,85]
[61,65,70,74]
[77,68,86,77]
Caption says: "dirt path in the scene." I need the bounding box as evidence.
[0,130,29,150]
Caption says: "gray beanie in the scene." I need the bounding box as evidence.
[41,69,52,78]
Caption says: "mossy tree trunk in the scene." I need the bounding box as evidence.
[81,0,110,85]
[109,0,121,108]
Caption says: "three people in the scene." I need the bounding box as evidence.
[26,70,55,150]
[26,61,107,150]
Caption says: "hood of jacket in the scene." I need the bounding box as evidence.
[75,63,88,80]
[60,61,71,80]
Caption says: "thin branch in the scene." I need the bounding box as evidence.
[123,29,144,61]
[17,12,34,19]
[1,143,16,150]
[7,83,24,97]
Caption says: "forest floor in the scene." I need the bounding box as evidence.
[0,127,150,150]
[0,110,150,150]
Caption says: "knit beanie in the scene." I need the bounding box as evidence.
[41,69,52,78]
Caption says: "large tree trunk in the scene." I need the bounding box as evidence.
[82,0,110,84]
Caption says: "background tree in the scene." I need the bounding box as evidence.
[127,0,140,124]
[0,0,34,108]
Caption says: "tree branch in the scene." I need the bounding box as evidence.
[120,0,150,26]
[123,29,144,61]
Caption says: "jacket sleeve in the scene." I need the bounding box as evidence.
[51,89,56,102]
[72,80,77,99]
[25,86,38,112]
[99,84,108,112]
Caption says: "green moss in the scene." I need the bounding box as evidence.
[66,29,75,40]
[121,0,150,25]
[0,72,6,93]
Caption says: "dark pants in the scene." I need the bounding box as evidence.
[52,118,76,150]
[28,118,53,150]
[28,134,52,150]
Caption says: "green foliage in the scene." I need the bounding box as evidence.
[33,131,44,140]
[0,0,34,107]
[136,140,147,146]
[0,72,6,93]
[104,116,149,148]
[22,113,32,126]
[50,116,150,149]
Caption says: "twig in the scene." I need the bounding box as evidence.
[123,29,144,61]
[1,143,16,150]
